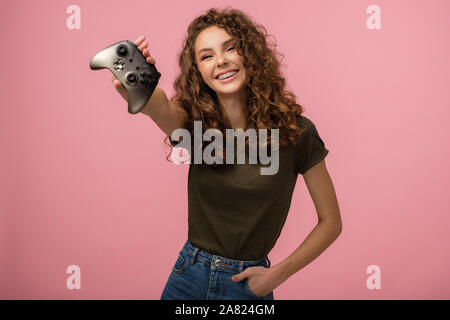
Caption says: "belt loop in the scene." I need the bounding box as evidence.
[266,256,271,268]
[190,247,199,264]
[239,261,244,273]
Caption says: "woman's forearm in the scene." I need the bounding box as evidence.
[270,218,342,285]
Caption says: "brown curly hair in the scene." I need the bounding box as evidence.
[164,6,306,167]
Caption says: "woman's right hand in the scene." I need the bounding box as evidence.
[111,35,157,101]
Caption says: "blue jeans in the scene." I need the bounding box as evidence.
[161,239,275,300]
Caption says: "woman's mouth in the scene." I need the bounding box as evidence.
[215,70,239,82]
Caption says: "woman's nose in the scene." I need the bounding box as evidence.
[216,53,229,66]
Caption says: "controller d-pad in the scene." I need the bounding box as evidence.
[113,58,125,70]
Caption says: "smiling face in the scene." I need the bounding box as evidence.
[194,25,249,97]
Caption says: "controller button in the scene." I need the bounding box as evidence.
[117,45,128,56]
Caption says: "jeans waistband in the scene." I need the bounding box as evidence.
[182,239,271,273]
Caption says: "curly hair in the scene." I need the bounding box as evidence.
[165,6,306,167]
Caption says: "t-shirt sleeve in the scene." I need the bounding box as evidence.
[294,117,329,175]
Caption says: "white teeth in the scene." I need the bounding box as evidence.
[217,71,238,80]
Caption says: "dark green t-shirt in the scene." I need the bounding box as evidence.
[170,115,329,260]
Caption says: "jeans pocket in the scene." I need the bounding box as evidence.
[244,279,266,299]
[172,250,190,274]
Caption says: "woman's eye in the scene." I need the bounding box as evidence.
[201,47,235,61]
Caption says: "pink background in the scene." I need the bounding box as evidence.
[1,0,449,299]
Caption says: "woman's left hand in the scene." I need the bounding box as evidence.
[231,266,280,297]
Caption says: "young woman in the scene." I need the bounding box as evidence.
[112,7,342,300]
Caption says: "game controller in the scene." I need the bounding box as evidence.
[89,40,161,114]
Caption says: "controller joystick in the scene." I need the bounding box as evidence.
[89,40,161,114]
[117,44,128,56]
[126,73,137,84]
